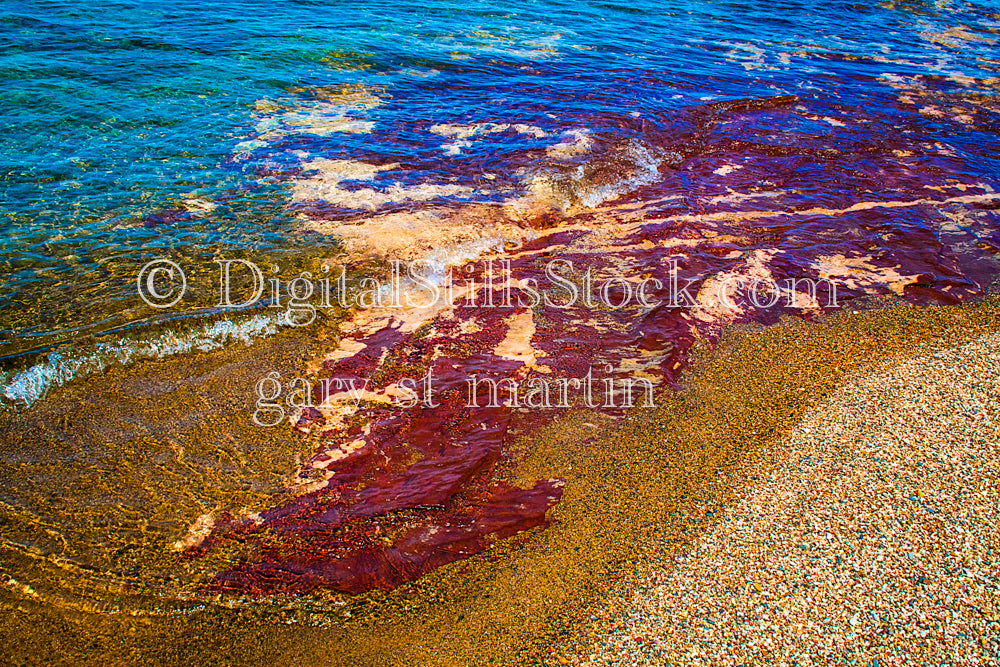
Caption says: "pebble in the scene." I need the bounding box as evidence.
[579,333,1000,666]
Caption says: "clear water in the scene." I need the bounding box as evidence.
[4,0,1000,611]
[2,0,1000,376]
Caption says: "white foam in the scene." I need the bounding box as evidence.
[537,139,663,210]
[714,164,742,176]
[1,314,279,408]
[418,236,519,285]
[234,88,384,162]
[289,157,478,209]
[430,122,547,155]
[546,129,593,159]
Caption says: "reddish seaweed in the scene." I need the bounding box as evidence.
[187,93,1000,595]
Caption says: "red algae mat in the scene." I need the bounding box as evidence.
[182,94,1000,595]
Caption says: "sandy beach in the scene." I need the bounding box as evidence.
[2,297,998,666]
[582,332,1000,666]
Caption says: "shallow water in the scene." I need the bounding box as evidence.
[2,0,1000,621]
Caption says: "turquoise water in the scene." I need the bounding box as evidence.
[2,0,1000,388]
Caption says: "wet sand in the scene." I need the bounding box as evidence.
[3,295,1000,665]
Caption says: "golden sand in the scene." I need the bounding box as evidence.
[4,292,1000,665]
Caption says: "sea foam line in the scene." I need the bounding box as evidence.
[0,314,279,408]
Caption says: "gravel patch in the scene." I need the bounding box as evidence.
[584,333,1000,666]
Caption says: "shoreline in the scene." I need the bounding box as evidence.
[3,295,1000,665]
[5,2,1000,664]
